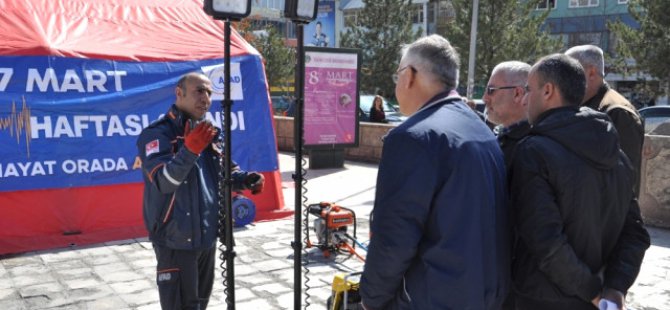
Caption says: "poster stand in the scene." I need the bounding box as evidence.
[302,47,361,169]
[309,148,345,169]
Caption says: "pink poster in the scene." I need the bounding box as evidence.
[303,48,360,147]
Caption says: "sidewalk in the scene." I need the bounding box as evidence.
[0,152,668,310]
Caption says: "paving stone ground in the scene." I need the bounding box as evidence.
[1,153,668,309]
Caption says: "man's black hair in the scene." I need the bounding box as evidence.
[534,53,586,106]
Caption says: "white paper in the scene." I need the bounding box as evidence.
[599,299,619,310]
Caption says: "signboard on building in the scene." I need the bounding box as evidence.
[305,0,336,47]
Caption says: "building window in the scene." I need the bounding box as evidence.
[569,0,599,7]
[568,32,602,47]
[271,0,284,10]
[411,4,424,24]
[344,10,359,28]
[427,2,435,23]
[256,0,284,10]
[536,0,556,9]
[249,19,295,39]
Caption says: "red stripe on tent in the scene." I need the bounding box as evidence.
[0,170,289,255]
[0,184,146,254]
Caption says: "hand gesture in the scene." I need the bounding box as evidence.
[184,120,216,155]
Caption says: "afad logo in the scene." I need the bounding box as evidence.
[200,63,244,102]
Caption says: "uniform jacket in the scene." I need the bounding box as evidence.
[360,93,510,310]
[583,83,644,196]
[137,105,250,251]
[509,106,650,310]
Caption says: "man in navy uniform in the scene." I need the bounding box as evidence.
[137,72,264,309]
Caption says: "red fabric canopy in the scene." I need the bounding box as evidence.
[0,0,257,61]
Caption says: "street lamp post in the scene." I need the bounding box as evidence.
[467,0,479,99]
[284,1,319,309]
[203,1,252,309]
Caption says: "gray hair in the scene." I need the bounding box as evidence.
[401,35,460,91]
[491,61,531,86]
[565,45,605,77]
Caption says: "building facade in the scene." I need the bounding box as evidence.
[249,0,664,105]
[340,0,444,39]
[536,0,665,105]
[249,0,298,43]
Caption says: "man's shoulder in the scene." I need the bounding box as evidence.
[138,116,174,139]
[384,114,441,148]
[500,121,530,138]
[600,89,641,119]
[514,132,558,159]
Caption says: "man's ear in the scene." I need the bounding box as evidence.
[586,65,600,81]
[543,82,553,99]
[514,86,524,101]
[175,86,183,98]
[406,68,417,88]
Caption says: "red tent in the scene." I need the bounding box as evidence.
[0,0,291,254]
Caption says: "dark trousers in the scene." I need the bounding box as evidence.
[153,244,216,310]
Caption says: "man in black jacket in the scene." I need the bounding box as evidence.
[509,54,650,310]
[483,61,531,310]
[565,45,644,197]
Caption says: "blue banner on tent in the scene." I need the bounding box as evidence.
[0,55,278,192]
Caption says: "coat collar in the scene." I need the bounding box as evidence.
[416,89,461,114]
[165,104,188,131]
[582,83,609,110]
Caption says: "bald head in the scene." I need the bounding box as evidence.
[177,72,209,93]
[175,72,213,120]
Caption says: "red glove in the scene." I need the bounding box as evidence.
[245,172,265,195]
[184,120,216,155]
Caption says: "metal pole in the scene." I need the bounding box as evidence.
[293,22,305,310]
[222,19,236,310]
[466,0,479,99]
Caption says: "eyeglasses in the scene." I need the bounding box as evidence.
[392,65,416,84]
[486,86,519,95]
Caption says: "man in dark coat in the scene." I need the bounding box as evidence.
[360,35,509,310]
[137,72,265,310]
[483,61,531,310]
[510,54,650,310]
[566,45,644,197]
